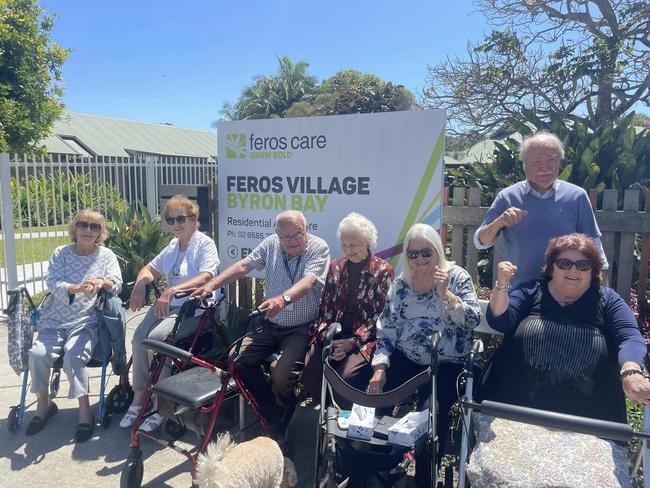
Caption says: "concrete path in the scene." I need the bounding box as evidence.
[0,307,321,487]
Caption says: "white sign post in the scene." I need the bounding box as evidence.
[217,110,445,275]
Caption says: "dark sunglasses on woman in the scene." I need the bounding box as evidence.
[407,248,434,260]
[165,215,192,225]
[75,221,101,231]
[554,258,593,271]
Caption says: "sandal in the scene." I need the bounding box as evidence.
[75,416,95,443]
[25,402,58,436]
[140,413,164,433]
[119,405,142,429]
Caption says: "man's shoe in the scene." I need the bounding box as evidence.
[25,402,58,436]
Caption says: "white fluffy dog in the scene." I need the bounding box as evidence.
[195,433,298,488]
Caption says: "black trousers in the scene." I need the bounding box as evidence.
[383,349,464,485]
[235,321,310,424]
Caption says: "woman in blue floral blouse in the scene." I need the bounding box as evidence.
[368,223,481,477]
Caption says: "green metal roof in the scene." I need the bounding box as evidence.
[46,111,217,161]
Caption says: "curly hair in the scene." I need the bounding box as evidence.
[337,212,378,249]
[541,233,602,285]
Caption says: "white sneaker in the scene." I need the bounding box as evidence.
[119,405,142,429]
[140,413,164,432]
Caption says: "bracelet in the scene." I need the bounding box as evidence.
[620,369,648,380]
[494,280,511,293]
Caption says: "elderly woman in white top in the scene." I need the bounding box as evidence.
[368,223,481,483]
[27,209,122,443]
[119,195,220,432]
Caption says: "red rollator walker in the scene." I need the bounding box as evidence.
[120,297,272,488]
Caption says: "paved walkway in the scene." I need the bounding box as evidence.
[0,307,320,487]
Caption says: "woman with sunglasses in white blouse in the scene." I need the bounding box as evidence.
[367,223,481,485]
[479,233,650,421]
[119,195,219,432]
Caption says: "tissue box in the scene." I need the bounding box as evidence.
[347,404,376,441]
[388,410,429,446]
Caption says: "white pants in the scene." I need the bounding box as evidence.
[29,324,98,399]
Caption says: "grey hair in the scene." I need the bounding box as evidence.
[399,223,454,287]
[337,212,378,249]
[275,210,307,230]
[519,130,565,163]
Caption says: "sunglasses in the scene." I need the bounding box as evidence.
[554,258,593,271]
[407,248,434,260]
[75,221,101,231]
[165,215,192,226]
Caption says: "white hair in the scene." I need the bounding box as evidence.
[337,212,378,249]
[275,210,307,230]
[519,130,565,163]
[399,223,454,286]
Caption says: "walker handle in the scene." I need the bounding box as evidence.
[141,339,192,363]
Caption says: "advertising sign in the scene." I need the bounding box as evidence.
[217,110,445,275]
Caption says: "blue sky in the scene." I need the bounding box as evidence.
[40,0,489,131]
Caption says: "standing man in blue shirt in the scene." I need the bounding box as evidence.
[474,131,608,288]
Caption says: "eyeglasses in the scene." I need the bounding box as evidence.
[277,231,304,243]
[75,221,101,232]
[407,248,434,260]
[165,215,192,226]
[554,258,593,271]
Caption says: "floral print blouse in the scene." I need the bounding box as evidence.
[372,266,482,367]
[316,253,394,357]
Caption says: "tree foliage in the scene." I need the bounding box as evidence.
[0,0,68,153]
[220,56,317,120]
[424,0,650,136]
[285,69,414,117]
[220,60,414,121]
[446,111,650,204]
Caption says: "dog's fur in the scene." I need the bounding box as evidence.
[195,433,297,488]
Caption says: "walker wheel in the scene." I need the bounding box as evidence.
[49,370,61,399]
[163,419,186,441]
[107,385,134,414]
[120,447,144,488]
[7,406,19,433]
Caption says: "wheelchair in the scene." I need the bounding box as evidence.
[314,324,445,488]
[120,294,271,488]
[5,286,125,432]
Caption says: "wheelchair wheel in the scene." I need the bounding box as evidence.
[163,419,186,441]
[120,447,144,488]
[7,406,20,433]
[49,369,61,399]
[101,410,111,429]
[107,385,134,414]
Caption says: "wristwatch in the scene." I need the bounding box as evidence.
[282,294,292,305]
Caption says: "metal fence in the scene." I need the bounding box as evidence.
[0,152,215,311]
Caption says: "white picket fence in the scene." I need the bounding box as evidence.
[0,153,215,311]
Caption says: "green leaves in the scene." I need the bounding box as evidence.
[0,0,69,153]
[105,203,172,300]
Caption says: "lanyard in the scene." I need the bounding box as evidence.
[282,253,302,284]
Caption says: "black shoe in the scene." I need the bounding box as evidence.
[75,416,95,443]
[25,402,58,436]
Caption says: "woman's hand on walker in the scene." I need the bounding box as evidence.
[367,369,386,395]
[331,338,355,361]
[129,282,147,312]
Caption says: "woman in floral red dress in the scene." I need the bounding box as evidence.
[303,212,393,404]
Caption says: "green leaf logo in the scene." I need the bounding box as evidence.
[226,133,246,159]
